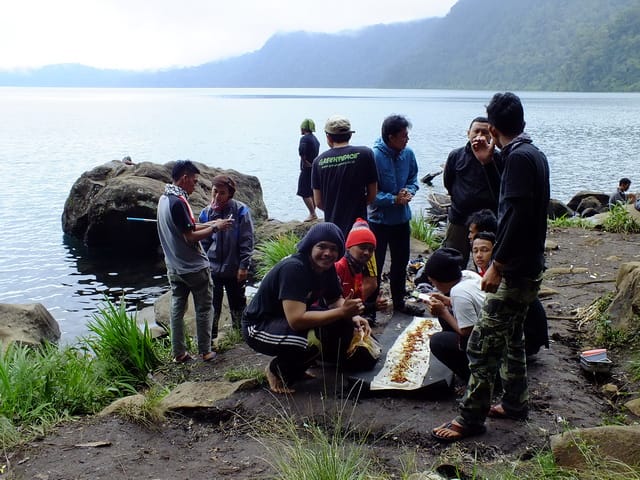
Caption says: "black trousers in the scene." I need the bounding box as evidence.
[369,221,411,309]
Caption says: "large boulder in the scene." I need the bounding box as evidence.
[551,425,640,470]
[567,191,609,212]
[0,303,61,348]
[62,160,268,253]
[606,262,640,332]
[548,198,573,219]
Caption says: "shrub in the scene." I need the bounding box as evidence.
[548,214,593,229]
[0,342,113,448]
[410,210,442,251]
[85,299,161,390]
[255,232,299,279]
[603,203,640,233]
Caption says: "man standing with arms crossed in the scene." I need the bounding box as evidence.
[368,114,422,316]
[432,92,550,442]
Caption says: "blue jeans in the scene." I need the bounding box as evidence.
[167,267,213,356]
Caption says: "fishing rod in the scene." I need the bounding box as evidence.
[126,217,158,223]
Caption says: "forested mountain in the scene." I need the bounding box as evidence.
[1,0,638,91]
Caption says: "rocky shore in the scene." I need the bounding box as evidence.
[6,223,640,478]
[3,162,640,477]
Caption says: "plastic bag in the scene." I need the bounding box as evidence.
[345,330,382,371]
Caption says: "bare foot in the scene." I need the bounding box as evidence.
[303,214,318,222]
[302,369,316,380]
[265,366,295,394]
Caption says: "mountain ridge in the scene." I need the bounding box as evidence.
[1,0,638,91]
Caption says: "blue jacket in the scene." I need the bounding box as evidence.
[367,137,419,225]
[198,199,254,278]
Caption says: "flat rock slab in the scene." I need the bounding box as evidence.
[161,379,258,410]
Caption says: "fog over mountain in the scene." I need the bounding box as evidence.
[1,0,638,91]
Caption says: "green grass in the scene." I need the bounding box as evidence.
[223,365,266,383]
[548,214,593,229]
[85,299,162,389]
[113,385,169,429]
[261,416,382,480]
[0,342,113,447]
[216,326,244,353]
[410,210,442,251]
[576,293,640,348]
[603,203,640,233]
[255,232,300,279]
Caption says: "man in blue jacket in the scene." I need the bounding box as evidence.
[368,114,422,316]
[199,175,254,342]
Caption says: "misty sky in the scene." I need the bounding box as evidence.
[0,0,458,71]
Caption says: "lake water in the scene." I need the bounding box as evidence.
[1,87,639,343]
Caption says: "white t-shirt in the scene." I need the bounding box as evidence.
[449,270,485,330]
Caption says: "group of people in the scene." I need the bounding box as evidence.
[156,91,551,444]
[156,162,254,363]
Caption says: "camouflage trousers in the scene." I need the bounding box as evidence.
[456,274,542,428]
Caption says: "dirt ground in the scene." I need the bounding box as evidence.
[6,227,640,480]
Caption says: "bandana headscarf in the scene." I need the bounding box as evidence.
[164,184,196,224]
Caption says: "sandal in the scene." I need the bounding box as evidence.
[488,403,528,420]
[173,352,194,363]
[201,351,217,362]
[431,420,486,443]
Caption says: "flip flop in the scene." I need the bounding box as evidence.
[488,403,528,420]
[431,420,486,443]
[201,351,217,362]
[173,352,194,363]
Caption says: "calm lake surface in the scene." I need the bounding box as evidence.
[1,87,639,342]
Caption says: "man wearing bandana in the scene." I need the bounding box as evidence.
[157,160,222,363]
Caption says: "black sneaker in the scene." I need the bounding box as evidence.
[394,302,426,317]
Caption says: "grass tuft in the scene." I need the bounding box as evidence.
[85,299,162,390]
[410,210,443,251]
[216,327,244,353]
[548,214,593,229]
[262,417,381,480]
[114,386,168,429]
[255,233,300,279]
[223,365,266,383]
[603,203,640,233]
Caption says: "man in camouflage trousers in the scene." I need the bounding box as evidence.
[432,92,550,442]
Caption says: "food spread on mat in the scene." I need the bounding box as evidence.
[370,316,440,391]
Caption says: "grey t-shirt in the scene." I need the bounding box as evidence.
[157,193,208,274]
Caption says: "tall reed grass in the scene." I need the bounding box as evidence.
[85,299,161,390]
[255,232,300,279]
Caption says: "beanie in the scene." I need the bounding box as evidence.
[424,248,463,283]
[346,218,377,249]
[300,118,316,132]
[297,222,345,258]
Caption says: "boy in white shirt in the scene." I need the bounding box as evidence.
[422,248,485,382]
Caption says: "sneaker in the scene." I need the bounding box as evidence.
[395,302,426,317]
